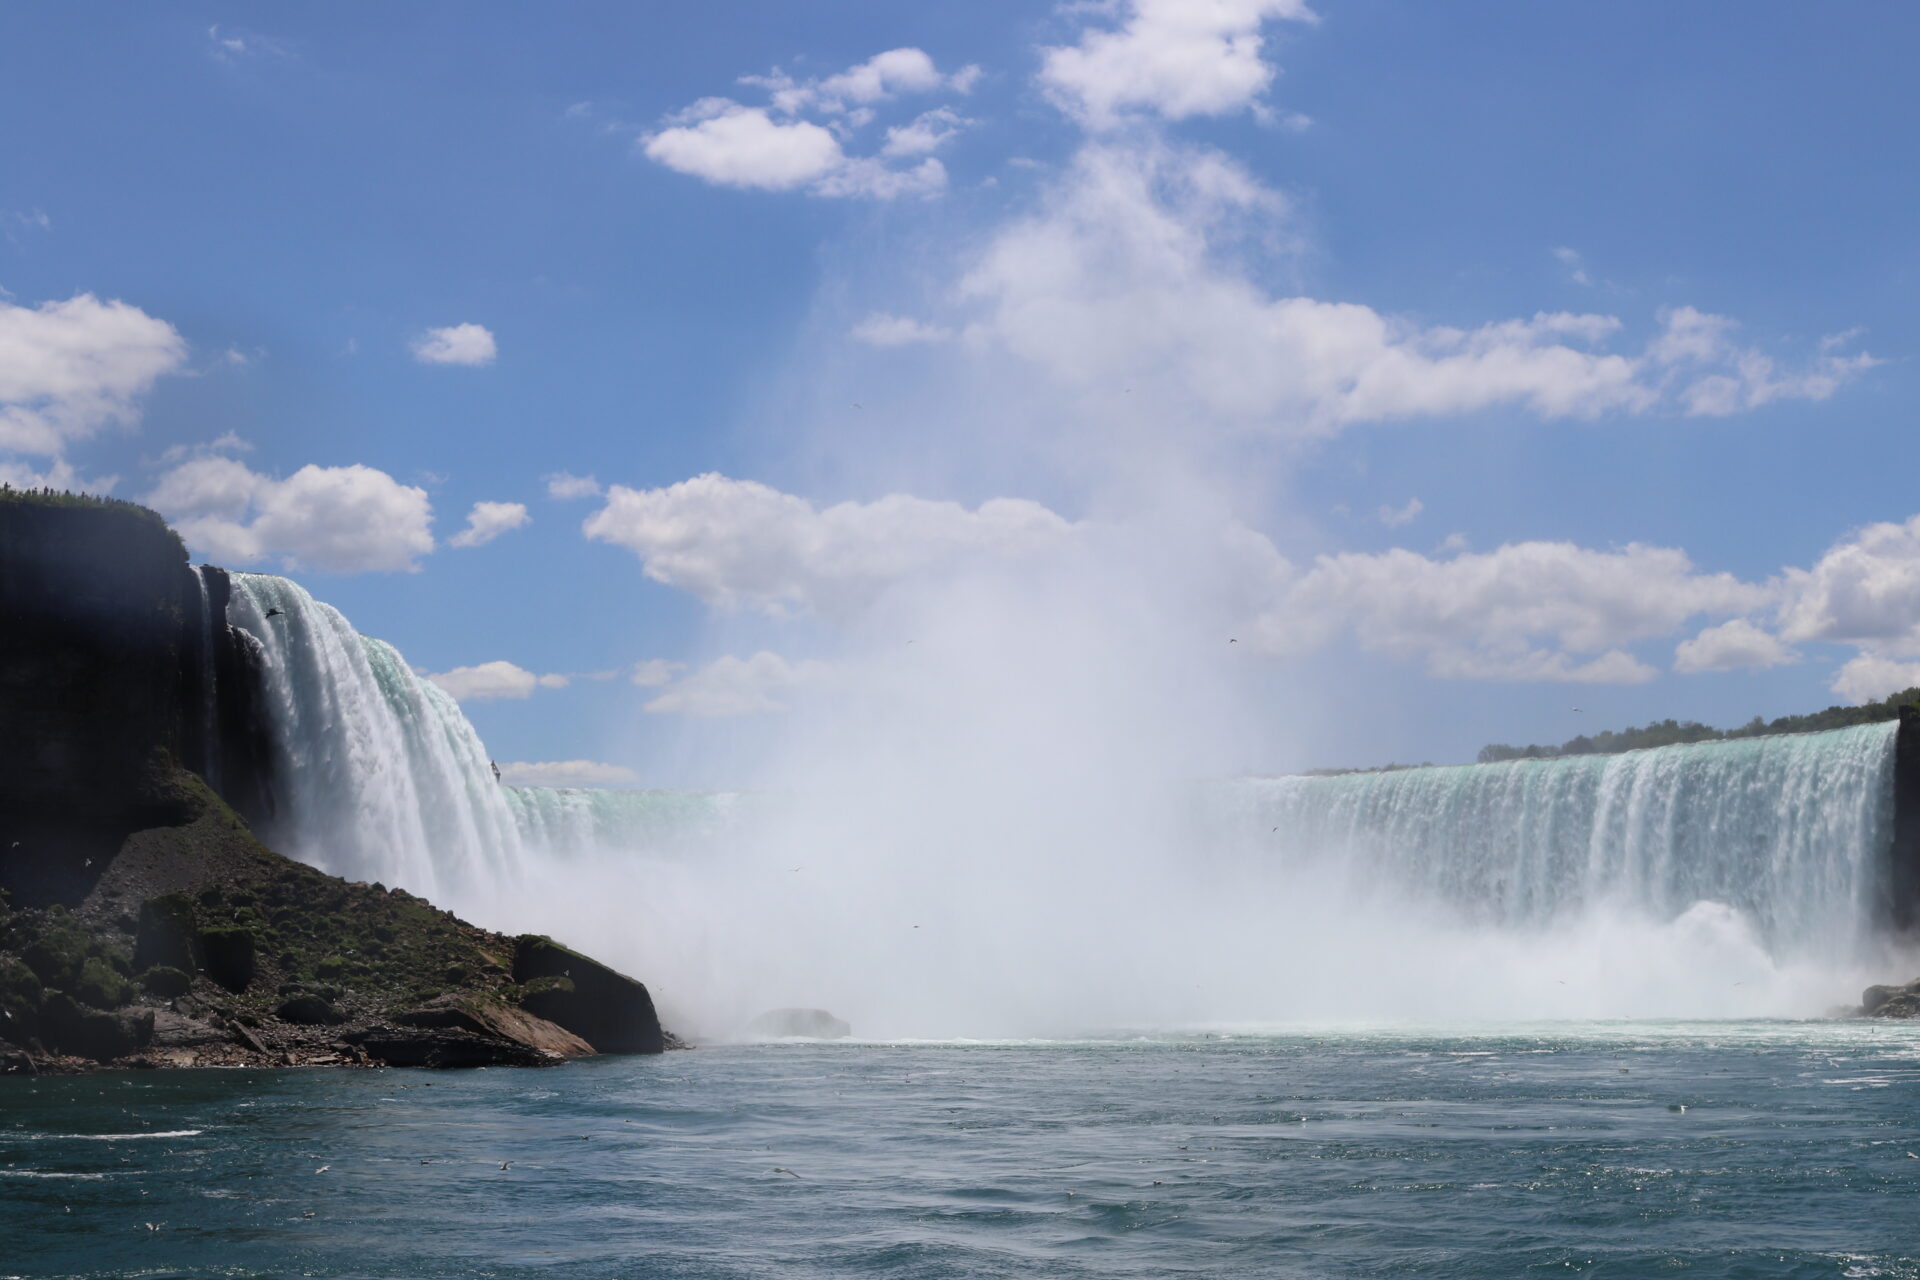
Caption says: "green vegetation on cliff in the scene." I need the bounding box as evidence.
[1477,687,1920,763]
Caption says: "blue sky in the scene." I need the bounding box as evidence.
[4,2,1918,784]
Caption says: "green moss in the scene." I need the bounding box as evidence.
[74,956,135,1009]
[22,922,93,990]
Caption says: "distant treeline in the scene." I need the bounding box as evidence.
[0,485,185,556]
[1476,687,1920,764]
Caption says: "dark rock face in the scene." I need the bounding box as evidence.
[513,935,665,1054]
[0,495,273,907]
[275,993,347,1026]
[1862,979,1920,1018]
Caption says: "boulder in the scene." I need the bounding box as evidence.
[747,1007,851,1039]
[512,935,664,1054]
[274,993,347,1026]
[1862,979,1920,1018]
[396,996,594,1059]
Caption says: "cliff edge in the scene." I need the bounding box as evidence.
[0,488,667,1071]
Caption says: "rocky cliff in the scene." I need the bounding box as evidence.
[0,489,668,1070]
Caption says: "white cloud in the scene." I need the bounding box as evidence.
[1649,306,1876,417]
[644,48,974,200]
[1831,655,1920,705]
[1254,540,1768,683]
[1671,618,1798,673]
[0,456,116,495]
[497,759,643,788]
[851,312,955,347]
[1377,497,1422,528]
[957,141,1873,438]
[207,24,288,63]
[582,472,1079,618]
[145,456,435,573]
[0,293,188,456]
[629,658,685,687]
[424,660,569,702]
[1039,0,1319,127]
[1552,246,1593,287]
[1777,515,1920,654]
[449,500,530,548]
[643,651,832,717]
[882,107,970,157]
[546,471,603,500]
[644,102,847,191]
[411,323,497,367]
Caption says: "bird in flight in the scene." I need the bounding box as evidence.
[265,607,285,618]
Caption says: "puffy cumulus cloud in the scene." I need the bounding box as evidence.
[0,293,188,456]
[145,456,434,573]
[955,141,1870,437]
[1252,541,1768,684]
[1672,619,1798,673]
[643,651,832,717]
[1039,0,1318,127]
[497,760,642,788]
[546,471,603,500]
[644,103,848,191]
[1776,515,1920,654]
[582,473,1080,618]
[424,660,569,702]
[1830,655,1920,706]
[643,48,974,200]
[449,500,529,548]
[411,323,496,367]
[850,312,955,347]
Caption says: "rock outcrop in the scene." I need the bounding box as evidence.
[0,490,672,1072]
[1860,979,1920,1018]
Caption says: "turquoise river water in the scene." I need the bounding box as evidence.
[5,1023,1920,1279]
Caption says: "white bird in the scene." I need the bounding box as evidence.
[773,1166,801,1178]
[314,1165,330,1173]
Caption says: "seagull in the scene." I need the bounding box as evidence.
[852,403,863,410]
[500,1161,511,1171]
[773,1166,801,1178]
[789,866,803,872]
[144,1222,163,1233]
[315,1165,330,1173]
[1571,706,1582,713]
[265,608,285,618]
[1228,638,1237,644]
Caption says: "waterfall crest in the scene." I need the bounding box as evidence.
[1215,723,1898,964]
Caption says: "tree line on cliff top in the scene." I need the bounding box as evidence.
[1477,687,1920,764]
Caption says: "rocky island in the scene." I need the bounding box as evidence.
[0,488,668,1072]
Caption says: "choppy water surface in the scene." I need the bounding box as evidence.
[5,1024,1919,1279]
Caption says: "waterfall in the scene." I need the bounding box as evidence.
[216,569,1906,1010]
[227,573,525,901]
[1212,723,1899,965]
[504,786,748,861]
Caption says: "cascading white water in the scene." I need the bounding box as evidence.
[228,573,526,903]
[504,786,748,861]
[1212,723,1898,966]
[218,570,1911,1025]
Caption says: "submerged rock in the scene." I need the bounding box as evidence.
[747,1007,851,1039]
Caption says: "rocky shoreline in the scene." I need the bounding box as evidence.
[2,760,671,1074]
